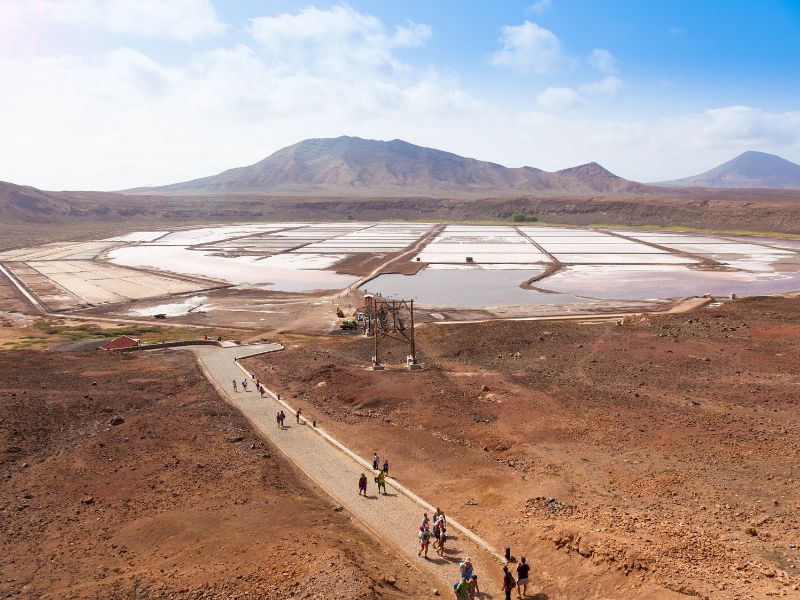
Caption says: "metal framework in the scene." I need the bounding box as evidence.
[361,295,418,370]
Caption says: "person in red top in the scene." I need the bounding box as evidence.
[501,565,515,600]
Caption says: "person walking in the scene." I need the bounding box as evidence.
[437,524,447,556]
[462,557,474,581]
[279,410,286,427]
[242,379,248,391]
[516,556,530,598]
[276,412,282,428]
[418,525,431,558]
[232,379,238,392]
[372,452,380,471]
[376,469,387,495]
[422,512,430,529]
[259,385,265,398]
[296,408,302,423]
[454,575,469,599]
[468,575,480,600]
[501,565,516,600]
[358,473,368,496]
[382,459,389,476]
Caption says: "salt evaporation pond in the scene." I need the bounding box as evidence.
[361,268,589,308]
[543,265,800,300]
[108,245,357,293]
[128,295,208,317]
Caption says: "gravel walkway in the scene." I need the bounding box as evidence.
[193,343,502,596]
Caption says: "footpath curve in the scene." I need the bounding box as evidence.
[191,343,503,595]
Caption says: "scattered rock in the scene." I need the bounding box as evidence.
[745,527,758,537]
[465,498,479,506]
[81,497,95,505]
[109,416,125,426]
[480,385,490,392]
[333,505,344,512]
[226,435,244,443]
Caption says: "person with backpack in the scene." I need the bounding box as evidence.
[358,473,368,496]
[501,565,516,600]
[516,556,530,598]
[454,575,469,599]
[376,469,387,495]
[417,525,431,558]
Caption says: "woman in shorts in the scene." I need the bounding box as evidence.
[417,525,431,558]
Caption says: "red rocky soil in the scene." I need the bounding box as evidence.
[0,350,429,599]
[246,296,800,599]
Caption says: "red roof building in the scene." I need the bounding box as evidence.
[99,336,140,351]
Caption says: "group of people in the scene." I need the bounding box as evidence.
[232,375,268,397]
[418,508,449,559]
[358,451,390,497]
[452,556,479,600]
[501,557,531,599]
[234,370,535,598]
[454,554,531,599]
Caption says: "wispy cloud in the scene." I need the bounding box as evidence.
[527,0,553,15]
[5,0,227,41]
[587,48,617,74]
[579,76,624,96]
[537,86,584,110]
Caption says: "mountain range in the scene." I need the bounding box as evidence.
[655,151,800,189]
[127,136,648,196]
[3,139,800,227]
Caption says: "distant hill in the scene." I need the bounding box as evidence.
[0,181,78,221]
[126,136,649,196]
[655,151,800,190]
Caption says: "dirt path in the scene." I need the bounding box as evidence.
[192,343,504,595]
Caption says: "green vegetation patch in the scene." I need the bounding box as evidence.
[510,213,539,223]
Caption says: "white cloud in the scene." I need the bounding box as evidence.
[250,6,431,75]
[536,87,584,110]
[696,105,800,146]
[0,6,798,189]
[515,105,800,180]
[0,5,480,189]
[490,21,571,74]
[587,48,617,74]
[579,75,624,96]
[527,0,553,15]
[4,0,227,41]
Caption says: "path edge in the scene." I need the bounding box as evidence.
[232,348,507,566]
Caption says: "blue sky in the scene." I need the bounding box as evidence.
[1,0,799,189]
